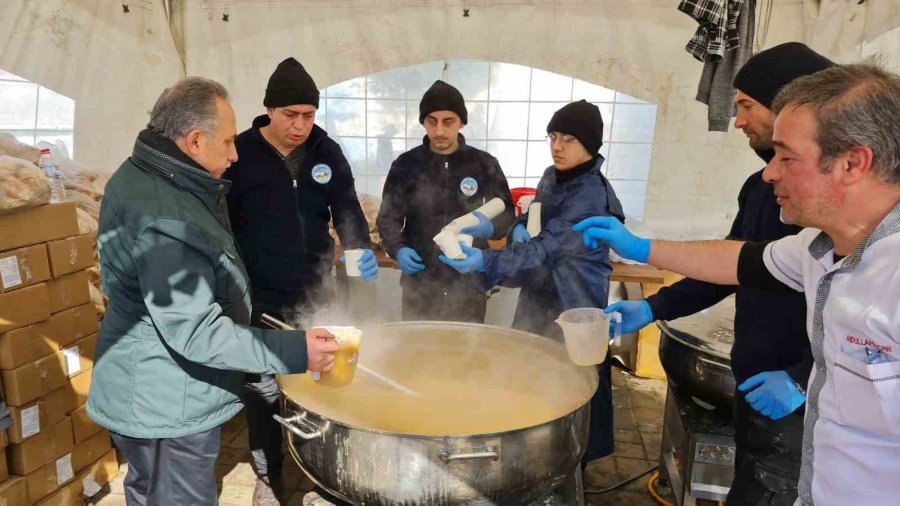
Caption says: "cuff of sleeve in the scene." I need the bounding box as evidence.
[644,295,666,322]
[785,362,812,387]
[275,329,308,374]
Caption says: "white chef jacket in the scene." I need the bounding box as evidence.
[761,205,900,506]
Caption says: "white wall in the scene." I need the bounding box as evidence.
[181,0,807,239]
[0,0,182,173]
[5,1,897,239]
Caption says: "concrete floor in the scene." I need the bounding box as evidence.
[91,370,675,506]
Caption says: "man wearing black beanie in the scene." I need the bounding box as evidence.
[605,42,832,505]
[224,57,376,505]
[377,80,514,323]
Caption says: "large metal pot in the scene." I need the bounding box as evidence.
[657,297,736,411]
[277,321,598,505]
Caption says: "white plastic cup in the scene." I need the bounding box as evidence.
[433,229,465,260]
[458,234,474,248]
[526,202,542,237]
[344,249,365,277]
[555,308,622,366]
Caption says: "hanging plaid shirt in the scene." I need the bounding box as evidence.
[678,0,745,62]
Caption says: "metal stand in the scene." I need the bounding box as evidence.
[659,385,735,506]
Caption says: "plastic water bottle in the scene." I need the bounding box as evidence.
[39,148,66,203]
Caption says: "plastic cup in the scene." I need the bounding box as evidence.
[312,326,362,387]
[555,308,622,366]
[526,202,542,237]
[344,249,365,277]
[433,229,465,259]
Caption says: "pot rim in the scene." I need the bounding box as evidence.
[280,320,600,439]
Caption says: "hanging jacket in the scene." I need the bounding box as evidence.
[87,129,308,439]
[376,134,515,295]
[646,162,811,385]
[482,156,624,339]
[224,115,370,311]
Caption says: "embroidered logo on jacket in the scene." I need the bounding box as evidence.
[460,177,478,197]
[311,164,332,184]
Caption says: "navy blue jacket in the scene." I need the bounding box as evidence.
[483,156,624,339]
[224,116,370,310]
[646,167,811,385]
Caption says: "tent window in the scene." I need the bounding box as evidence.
[317,60,656,220]
[0,68,76,156]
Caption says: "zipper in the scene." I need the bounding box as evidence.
[293,179,297,188]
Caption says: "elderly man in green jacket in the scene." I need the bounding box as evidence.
[87,77,338,505]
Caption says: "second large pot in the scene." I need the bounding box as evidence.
[277,321,599,505]
[657,297,736,411]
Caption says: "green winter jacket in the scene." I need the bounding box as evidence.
[87,130,308,439]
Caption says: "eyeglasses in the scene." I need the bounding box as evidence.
[545,133,579,148]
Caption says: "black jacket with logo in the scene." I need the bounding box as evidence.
[376,135,515,292]
[224,115,370,310]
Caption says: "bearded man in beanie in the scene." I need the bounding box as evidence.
[376,80,514,322]
[602,42,832,505]
[223,57,376,504]
[441,99,624,466]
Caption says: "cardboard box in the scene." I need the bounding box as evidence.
[0,427,7,447]
[1,352,67,406]
[0,441,7,483]
[1,304,100,369]
[47,304,99,350]
[0,320,55,370]
[6,387,68,444]
[0,282,50,334]
[0,243,51,293]
[0,203,79,252]
[24,452,75,504]
[46,271,91,314]
[35,449,118,506]
[58,333,98,378]
[71,429,111,474]
[70,405,101,444]
[0,477,27,505]
[46,235,95,279]
[7,417,74,475]
[63,369,92,414]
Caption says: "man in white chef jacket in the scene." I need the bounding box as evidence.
[573,62,900,506]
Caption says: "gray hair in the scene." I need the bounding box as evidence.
[772,62,900,185]
[148,77,230,141]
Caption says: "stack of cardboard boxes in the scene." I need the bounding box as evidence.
[0,203,119,505]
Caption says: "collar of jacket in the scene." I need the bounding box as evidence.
[755,148,775,164]
[421,133,469,160]
[250,114,326,154]
[131,129,231,196]
[555,154,605,184]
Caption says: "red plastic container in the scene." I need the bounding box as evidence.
[510,187,537,216]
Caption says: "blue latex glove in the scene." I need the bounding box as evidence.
[604,300,654,335]
[439,242,485,273]
[511,224,531,243]
[738,371,806,420]
[572,216,651,263]
[339,249,379,282]
[459,211,494,239]
[395,247,426,276]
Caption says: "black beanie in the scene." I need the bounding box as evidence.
[546,100,604,155]
[733,42,833,109]
[419,80,468,125]
[264,57,320,109]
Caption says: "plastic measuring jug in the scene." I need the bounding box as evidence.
[555,308,622,366]
[311,326,362,387]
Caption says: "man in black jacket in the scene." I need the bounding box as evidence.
[224,57,375,505]
[605,43,832,505]
[377,80,515,323]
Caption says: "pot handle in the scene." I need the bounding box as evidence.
[273,413,326,440]
[439,445,500,463]
[697,356,731,370]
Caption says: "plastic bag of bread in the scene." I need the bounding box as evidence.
[89,282,107,317]
[0,155,50,215]
[76,207,99,236]
[0,132,40,164]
